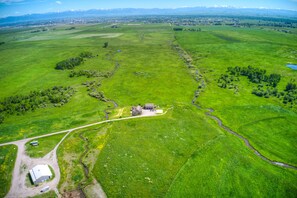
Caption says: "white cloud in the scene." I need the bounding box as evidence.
[56,1,62,5]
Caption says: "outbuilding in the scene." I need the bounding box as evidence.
[144,103,155,110]
[29,164,52,185]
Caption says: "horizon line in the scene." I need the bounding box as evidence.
[1,6,297,19]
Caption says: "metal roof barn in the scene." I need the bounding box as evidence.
[29,164,52,185]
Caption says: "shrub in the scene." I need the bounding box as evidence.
[79,52,94,58]
[0,86,75,124]
[55,57,83,70]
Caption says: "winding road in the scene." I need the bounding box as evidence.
[1,109,171,198]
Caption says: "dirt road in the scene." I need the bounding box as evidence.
[5,132,70,198]
[1,109,170,198]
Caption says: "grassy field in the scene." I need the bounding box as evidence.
[52,23,297,197]
[93,106,223,197]
[30,190,57,198]
[25,133,66,158]
[175,26,297,166]
[0,145,17,197]
[57,125,108,193]
[0,24,118,143]
[1,22,297,197]
[166,132,297,197]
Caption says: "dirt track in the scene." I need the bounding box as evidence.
[5,132,70,198]
[1,109,170,198]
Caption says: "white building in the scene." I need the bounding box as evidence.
[29,165,52,185]
[156,109,163,114]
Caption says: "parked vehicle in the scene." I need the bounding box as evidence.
[40,186,50,193]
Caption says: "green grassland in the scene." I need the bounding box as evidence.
[44,23,297,197]
[166,132,297,197]
[25,133,66,158]
[57,131,85,192]
[0,25,122,143]
[1,22,297,197]
[57,125,108,192]
[0,145,17,197]
[175,26,297,166]
[30,190,57,198]
[93,106,223,197]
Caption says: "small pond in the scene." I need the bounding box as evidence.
[287,64,297,70]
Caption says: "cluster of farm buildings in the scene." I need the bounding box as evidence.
[25,103,162,193]
[131,103,163,116]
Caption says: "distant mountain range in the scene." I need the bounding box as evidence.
[1,7,297,26]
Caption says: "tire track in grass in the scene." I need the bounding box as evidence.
[165,134,224,197]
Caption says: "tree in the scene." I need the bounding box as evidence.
[55,57,83,70]
[103,42,109,48]
[80,51,93,58]
[285,82,297,92]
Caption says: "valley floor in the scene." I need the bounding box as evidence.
[0,22,296,197]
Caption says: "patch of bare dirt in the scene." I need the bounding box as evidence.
[62,190,85,198]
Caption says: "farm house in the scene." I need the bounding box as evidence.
[132,105,142,116]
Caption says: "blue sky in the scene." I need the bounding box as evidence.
[1,0,297,18]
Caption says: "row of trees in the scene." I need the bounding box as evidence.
[55,52,94,70]
[80,64,120,102]
[65,27,76,30]
[30,28,48,33]
[88,90,107,102]
[55,57,83,70]
[69,70,110,78]
[81,81,106,102]
[0,86,75,124]
[252,82,297,105]
[173,27,201,32]
[218,66,296,107]
[217,74,240,89]
[184,28,202,32]
[79,51,94,58]
[226,66,281,87]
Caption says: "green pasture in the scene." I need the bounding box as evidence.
[0,22,296,197]
[30,190,57,198]
[94,106,222,197]
[0,145,17,197]
[0,25,121,143]
[166,132,297,197]
[57,125,108,193]
[25,133,66,158]
[175,25,297,167]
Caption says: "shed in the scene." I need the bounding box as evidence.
[29,165,52,185]
[144,103,155,110]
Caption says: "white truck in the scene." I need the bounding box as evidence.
[40,186,50,193]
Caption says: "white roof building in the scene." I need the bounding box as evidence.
[156,109,163,114]
[29,164,52,185]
